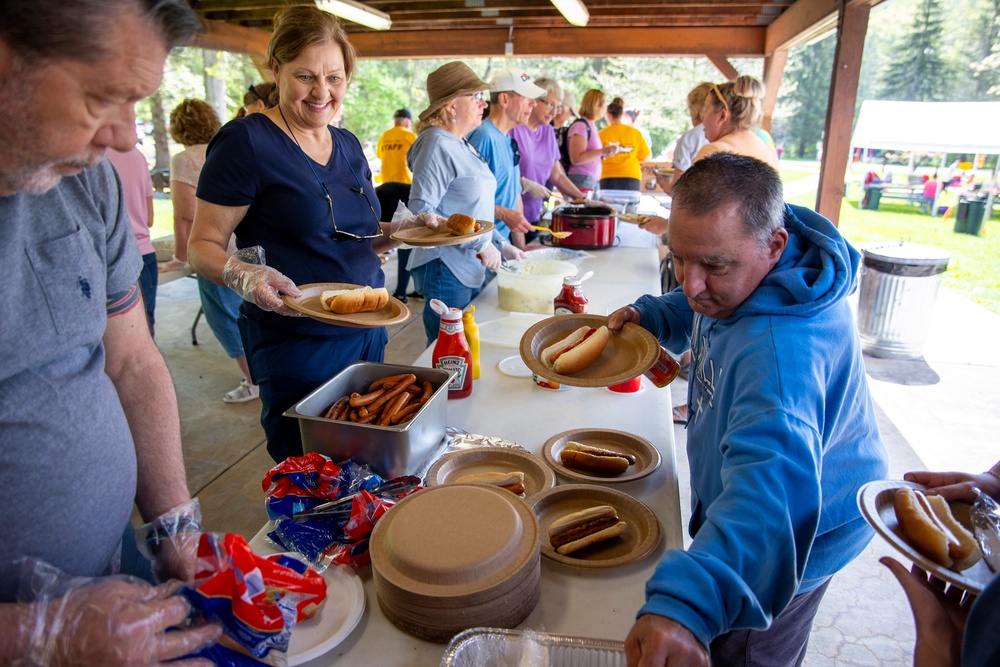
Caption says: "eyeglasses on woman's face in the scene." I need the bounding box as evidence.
[465,91,485,103]
[539,99,563,113]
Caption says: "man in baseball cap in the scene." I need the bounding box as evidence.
[466,68,547,246]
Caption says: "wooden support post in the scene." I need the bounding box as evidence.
[816,1,871,226]
[707,55,739,81]
[761,49,787,133]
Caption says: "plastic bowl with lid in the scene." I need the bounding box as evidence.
[497,259,578,314]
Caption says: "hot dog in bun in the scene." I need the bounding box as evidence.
[894,487,980,571]
[455,471,526,495]
[559,441,634,474]
[541,325,610,375]
[548,505,627,555]
[320,286,389,314]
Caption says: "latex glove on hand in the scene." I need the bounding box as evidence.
[520,177,552,199]
[478,242,502,270]
[222,255,302,317]
[601,144,620,157]
[20,574,221,667]
[398,211,444,231]
[500,243,526,261]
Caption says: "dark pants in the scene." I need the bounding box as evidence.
[599,177,642,192]
[710,579,831,667]
[138,251,158,336]
[394,248,413,297]
[239,316,388,462]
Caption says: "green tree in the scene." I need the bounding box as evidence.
[773,35,835,158]
[880,0,952,101]
[969,0,1000,98]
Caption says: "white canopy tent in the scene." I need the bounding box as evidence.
[851,100,1000,154]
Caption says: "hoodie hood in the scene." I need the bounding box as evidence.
[733,204,860,320]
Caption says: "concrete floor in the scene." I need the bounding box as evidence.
[150,250,1000,665]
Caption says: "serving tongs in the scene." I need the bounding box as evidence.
[290,475,422,522]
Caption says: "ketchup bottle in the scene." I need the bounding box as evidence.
[553,276,588,315]
[430,299,473,399]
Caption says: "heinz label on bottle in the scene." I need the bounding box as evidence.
[437,356,469,390]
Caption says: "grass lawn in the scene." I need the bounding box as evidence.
[787,190,1000,315]
[151,196,175,241]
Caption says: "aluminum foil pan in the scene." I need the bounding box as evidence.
[440,627,625,667]
[444,427,527,452]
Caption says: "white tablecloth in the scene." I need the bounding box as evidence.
[251,245,682,666]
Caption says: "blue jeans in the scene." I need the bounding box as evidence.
[412,259,481,346]
[239,316,388,463]
[197,276,245,359]
[138,252,158,336]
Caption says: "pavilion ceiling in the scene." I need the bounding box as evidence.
[188,0,848,59]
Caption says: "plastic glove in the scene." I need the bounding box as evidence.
[135,499,202,584]
[478,242,501,270]
[520,177,551,199]
[601,144,620,157]
[222,255,302,316]
[395,211,443,232]
[17,560,221,667]
[501,243,526,261]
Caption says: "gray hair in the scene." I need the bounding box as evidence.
[671,153,785,247]
[0,0,201,62]
[534,77,563,100]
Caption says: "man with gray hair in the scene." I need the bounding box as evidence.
[0,0,221,662]
[609,153,887,666]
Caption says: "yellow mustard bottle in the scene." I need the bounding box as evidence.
[462,305,481,380]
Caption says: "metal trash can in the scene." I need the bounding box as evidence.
[954,198,987,236]
[862,186,882,210]
[856,243,950,359]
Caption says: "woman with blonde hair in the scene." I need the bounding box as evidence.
[188,6,434,461]
[166,99,259,404]
[565,89,619,192]
[695,75,777,166]
[658,82,713,195]
[598,96,651,192]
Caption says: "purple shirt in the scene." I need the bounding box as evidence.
[510,123,560,223]
[566,117,602,182]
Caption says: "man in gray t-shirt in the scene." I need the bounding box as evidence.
[0,0,220,662]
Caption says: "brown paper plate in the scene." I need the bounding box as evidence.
[425,446,557,500]
[529,484,661,569]
[390,220,495,247]
[542,428,660,484]
[371,485,539,597]
[616,212,652,225]
[858,480,993,594]
[282,283,409,328]
[519,314,659,388]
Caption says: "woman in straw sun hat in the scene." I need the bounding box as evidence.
[407,62,524,344]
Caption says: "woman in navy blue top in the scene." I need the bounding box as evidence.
[189,7,433,462]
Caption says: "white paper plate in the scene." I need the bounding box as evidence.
[498,355,533,378]
[479,314,549,348]
[273,554,366,665]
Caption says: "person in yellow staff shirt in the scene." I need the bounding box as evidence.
[377,108,417,185]
[598,96,651,192]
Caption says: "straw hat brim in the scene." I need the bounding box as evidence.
[418,83,496,122]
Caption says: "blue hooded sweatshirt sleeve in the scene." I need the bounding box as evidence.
[633,205,888,647]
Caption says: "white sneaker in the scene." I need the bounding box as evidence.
[223,379,259,404]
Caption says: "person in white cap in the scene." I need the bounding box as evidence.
[466,68,544,247]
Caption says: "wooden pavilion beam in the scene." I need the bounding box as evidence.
[708,55,740,80]
[190,19,270,59]
[760,48,787,132]
[764,0,838,53]
[350,26,766,58]
[816,1,871,225]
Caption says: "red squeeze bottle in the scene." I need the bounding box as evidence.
[553,276,588,315]
[431,300,473,399]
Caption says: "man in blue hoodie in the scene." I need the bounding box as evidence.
[609,153,888,667]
